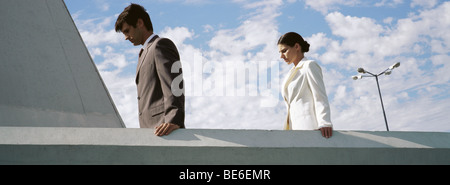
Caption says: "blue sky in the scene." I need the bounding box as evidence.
[65,0,450,132]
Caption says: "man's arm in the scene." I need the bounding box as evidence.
[153,38,185,136]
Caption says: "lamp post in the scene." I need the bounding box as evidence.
[352,62,400,131]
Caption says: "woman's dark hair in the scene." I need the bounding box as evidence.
[277,32,310,53]
[115,3,153,32]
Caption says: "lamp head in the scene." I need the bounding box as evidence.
[357,68,366,74]
[389,62,401,70]
[352,75,362,80]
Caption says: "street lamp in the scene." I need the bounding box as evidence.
[351,62,400,131]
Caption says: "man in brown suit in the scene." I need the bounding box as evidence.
[115,4,185,136]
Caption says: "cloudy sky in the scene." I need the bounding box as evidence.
[65,0,450,132]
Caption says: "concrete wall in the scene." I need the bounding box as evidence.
[0,127,449,164]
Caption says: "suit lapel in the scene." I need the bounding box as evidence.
[136,35,159,84]
[283,58,308,104]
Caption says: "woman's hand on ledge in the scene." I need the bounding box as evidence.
[320,127,333,138]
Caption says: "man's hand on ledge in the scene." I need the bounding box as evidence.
[155,123,180,136]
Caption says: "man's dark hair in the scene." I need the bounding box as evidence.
[115,3,153,32]
[278,32,310,53]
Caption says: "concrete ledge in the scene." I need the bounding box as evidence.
[0,127,449,164]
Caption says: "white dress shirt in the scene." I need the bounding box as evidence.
[282,57,332,130]
[143,33,156,49]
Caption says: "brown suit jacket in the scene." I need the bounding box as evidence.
[136,35,185,129]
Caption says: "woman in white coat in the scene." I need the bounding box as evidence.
[278,32,333,138]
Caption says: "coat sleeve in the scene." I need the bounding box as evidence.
[153,38,185,128]
[304,61,332,128]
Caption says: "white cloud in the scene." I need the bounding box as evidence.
[202,24,214,33]
[411,0,438,8]
[383,17,394,25]
[158,0,211,5]
[99,70,138,127]
[160,26,195,46]
[208,0,281,56]
[304,0,360,14]
[326,12,379,39]
[75,16,122,47]
[375,0,404,7]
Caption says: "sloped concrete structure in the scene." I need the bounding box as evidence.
[0,127,449,165]
[0,0,124,127]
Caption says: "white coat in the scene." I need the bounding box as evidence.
[281,57,332,130]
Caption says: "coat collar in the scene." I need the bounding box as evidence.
[282,57,310,103]
[142,34,157,50]
[137,35,159,64]
[293,57,308,69]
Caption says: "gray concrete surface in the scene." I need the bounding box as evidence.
[0,127,449,164]
[0,0,124,127]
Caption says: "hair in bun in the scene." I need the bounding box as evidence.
[278,32,310,53]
